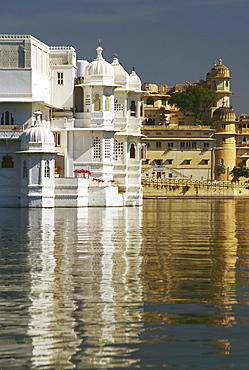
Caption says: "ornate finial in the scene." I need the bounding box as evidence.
[219,57,222,65]
[214,61,217,67]
[114,53,118,58]
[98,39,101,46]
[34,111,42,127]
[96,42,104,60]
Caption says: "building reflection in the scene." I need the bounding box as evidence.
[71,207,144,368]
[141,199,239,356]
[27,208,80,369]
[26,206,144,369]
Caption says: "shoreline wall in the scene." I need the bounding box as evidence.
[142,178,249,198]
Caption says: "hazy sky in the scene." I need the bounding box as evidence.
[2,0,249,114]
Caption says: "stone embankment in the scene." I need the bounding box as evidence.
[142,178,249,198]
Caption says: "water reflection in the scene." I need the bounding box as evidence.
[2,200,249,368]
[26,207,143,369]
[141,200,238,325]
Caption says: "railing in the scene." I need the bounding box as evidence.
[0,34,30,39]
[142,125,213,130]
[237,143,249,147]
[142,177,248,189]
[0,125,23,131]
[49,46,75,51]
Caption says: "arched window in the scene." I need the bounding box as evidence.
[44,160,50,178]
[130,101,136,117]
[94,93,101,112]
[105,96,111,112]
[130,143,136,159]
[2,155,14,168]
[146,97,154,106]
[23,160,28,178]
[1,111,14,125]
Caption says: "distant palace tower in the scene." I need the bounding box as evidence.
[206,57,232,117]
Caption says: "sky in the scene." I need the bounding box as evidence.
[1,0,249,115]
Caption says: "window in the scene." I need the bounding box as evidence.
[204,159,209,165]
[44,160,50,178]
[86,94,91,105]
[2,155,14,168]
[162,98,166,106]
[186,159,191,165]
[23,160,28,178]
[155,159,162,165]
[192,142,196,148]
[57,72,63,85]
[93,137,101,159]
[221,137,225,142]
[130,101,136,117]
[204,142,209,148]
[168,142,173,148]
[186,142,191,148]
[156,142,161,148]
[146,97,154,106]
[104,138,111,159]
[94,93,101,112]
[146,142,150,148]
[130,143,136,159]
[114,99,123,111]
[180,142,185,148]
[1,111,14,125]
[243,137,247,142]
[222,124,226,129]
[54,132,61,146]
[114,140,123,160]
[167,159,173,164]
[179,121,185,126]
[105,96,111,111]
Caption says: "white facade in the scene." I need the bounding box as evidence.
[0,35,143,207]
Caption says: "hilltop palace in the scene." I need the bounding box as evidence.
[0,34,145,207]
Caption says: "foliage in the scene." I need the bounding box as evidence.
[168,85,217,122]
[216,164,226,177]
[231,162,249,181]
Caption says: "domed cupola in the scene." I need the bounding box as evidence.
[213,105,236,122]
[111,54,129,88]
[21,111,55,152]
[84,44,115,85]
[128,68,141,90]
[206,57,230,79]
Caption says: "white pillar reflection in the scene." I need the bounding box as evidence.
[27,208,79,369]
[73,206,144,369]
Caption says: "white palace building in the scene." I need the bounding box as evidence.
[0,34,145,207]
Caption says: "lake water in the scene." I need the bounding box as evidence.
[1,198,249,369]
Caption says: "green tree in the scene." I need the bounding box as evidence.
[231,162,249,181]
[168,85,217,123]
[216,164,226,177]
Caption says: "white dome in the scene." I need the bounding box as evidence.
[21,111,55,152]
[111,55,129,87]
[85,45,114,77]
[128,69,141,90]
[22,126,54,144]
